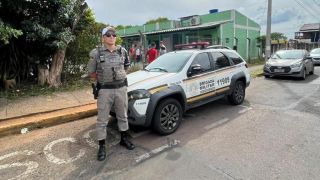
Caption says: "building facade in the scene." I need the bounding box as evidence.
[295,23,320,43]
[117,10,261,60]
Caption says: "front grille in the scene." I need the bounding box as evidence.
[270,66,291,73]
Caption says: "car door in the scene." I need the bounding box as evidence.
[185,52,215,103]
[210,52,234,95]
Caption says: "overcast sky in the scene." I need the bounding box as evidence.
[86,0,320,39]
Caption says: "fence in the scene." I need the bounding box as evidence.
[271,42,320,54]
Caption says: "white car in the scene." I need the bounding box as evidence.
[124,45,250,135]
[310,48,320,65]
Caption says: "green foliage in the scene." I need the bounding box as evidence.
[115,25,133,30]
[0,19,23,45]
[0,0,90,84]
[145,17,169,25]
[258,32,288,42]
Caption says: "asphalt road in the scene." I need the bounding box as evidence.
[1,66,320,180]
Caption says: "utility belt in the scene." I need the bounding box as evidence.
[98,79,128,89]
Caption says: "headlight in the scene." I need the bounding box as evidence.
[265,62,271,68]
[128,89,151,101]
[290,62,302,68]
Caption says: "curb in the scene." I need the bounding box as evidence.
[0,103,97,137]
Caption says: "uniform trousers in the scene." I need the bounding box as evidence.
[96,86,128,140]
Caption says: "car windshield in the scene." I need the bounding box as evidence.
[311,48,320,54]
[145,52,192,73]
[271,50,305,59]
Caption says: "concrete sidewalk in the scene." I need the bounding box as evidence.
[0,65,264,137]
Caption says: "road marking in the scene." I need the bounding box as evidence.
[135,139,180,163]
[83,129,98,149]
[238,107,252,114]
[43,137,85,165]
[0,150,38,180]
[204,118,230,130]
[83,128,121,149]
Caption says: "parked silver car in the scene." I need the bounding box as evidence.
[310,48,320,65]
[263,49,314,80]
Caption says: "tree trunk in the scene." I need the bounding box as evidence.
[47,49,66,87]
[38,66,49,85]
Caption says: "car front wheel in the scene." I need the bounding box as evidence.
[301,68,306,80]
[153,98,183,135]
[228,81,245,105]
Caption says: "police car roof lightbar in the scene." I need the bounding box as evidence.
[174,42,210,50]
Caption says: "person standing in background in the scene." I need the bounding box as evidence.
[146,43,157,64]
[159,41,167,56]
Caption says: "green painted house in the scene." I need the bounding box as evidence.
[117,9,261,60]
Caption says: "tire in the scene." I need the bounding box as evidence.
[228,81,245,105]
[153,98,183,135]
[301,68,306,80]
[309,65,314,75]
[264,75,270,78]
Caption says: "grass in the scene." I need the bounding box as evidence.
[0,77,91,100]
[0,65,143,100]
[250,67,264,78]
[247,58,266,67]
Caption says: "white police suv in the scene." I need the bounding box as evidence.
[126,43,250,135]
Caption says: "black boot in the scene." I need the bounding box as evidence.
[120,131,135,150]
[97,140,106,161]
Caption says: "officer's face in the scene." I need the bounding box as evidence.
[103,32,116,46]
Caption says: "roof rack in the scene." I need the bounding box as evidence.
[174,42,209,50]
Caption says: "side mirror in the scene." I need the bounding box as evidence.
[188,64,202,76]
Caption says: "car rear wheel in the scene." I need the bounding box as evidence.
[228,81,245,105]
[309,65,314,75]
[153,98,183,135]
[264,75,270,78]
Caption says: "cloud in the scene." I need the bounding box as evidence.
[85,0,319,38]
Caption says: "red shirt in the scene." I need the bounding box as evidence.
[147,48,157,63]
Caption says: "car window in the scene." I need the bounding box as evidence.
[211,52,231,69]
[190,53,211,72]
[224,52,244,64]
[271,50,305,59]
[145,52,192,73]
[311,48,320,54]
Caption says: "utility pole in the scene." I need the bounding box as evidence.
[265,0,272,60]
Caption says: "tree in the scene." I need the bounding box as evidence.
[0,0,92,87]
[145,17,169,25]
[257,32,288,54]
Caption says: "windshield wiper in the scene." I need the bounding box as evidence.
[147,67,168,72]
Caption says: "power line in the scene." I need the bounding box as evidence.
[312,0,320,7]
[295,0,319,19]
[303,0,320,14]
[292,0,320,21]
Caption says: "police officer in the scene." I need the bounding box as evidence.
[87,27,135,161]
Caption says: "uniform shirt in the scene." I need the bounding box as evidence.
[88,45,130,84]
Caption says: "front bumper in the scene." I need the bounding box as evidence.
[111,98,150,126]
[312,58,320,65]
[127,99,149,126]
[263,65,303,77]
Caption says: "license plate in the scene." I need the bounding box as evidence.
[274,69,284,73]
